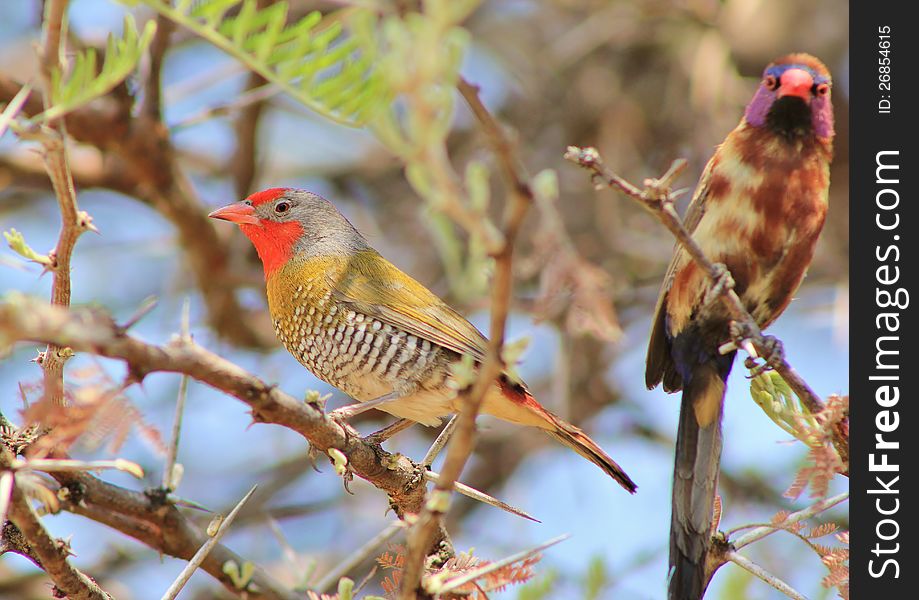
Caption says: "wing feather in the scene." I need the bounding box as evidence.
[646,150,720,391]
[329,251,489,361]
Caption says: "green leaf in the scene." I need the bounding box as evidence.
[4,229,52,266]
[130,0,385,126]
[749,371,820,444]
[35,15,156,123]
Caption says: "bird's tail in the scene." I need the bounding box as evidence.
[543,411,637,493]
[489,378,637,492]
[669,362,727,600]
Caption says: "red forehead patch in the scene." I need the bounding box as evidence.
[246,187,290,207]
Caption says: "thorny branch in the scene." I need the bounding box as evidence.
[1,3,112,596]
[564,146,848,470]
[36,0,92,408]
[0,298,429,519]
[1,447,113,600]
[712,492,849,599]
[49,464,297,599]
[397,79,536,599]
[0,67,276,350]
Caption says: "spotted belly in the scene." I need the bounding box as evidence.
[271,300,456,425]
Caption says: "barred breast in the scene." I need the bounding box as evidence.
[269,279,453,406]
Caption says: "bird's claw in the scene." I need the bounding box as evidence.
[704,263,734,308]
[305,441,322,473]
[745,335,785,377]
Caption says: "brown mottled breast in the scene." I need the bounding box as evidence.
[646,120,831,391]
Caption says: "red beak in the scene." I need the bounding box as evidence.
[776,68,814,101]
[208,202,260,225]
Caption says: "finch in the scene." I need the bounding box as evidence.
[645,53,834,599]
[209,189,636,492]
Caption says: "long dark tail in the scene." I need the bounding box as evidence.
[669,362,727,600]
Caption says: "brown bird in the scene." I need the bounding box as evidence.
[209,189,636,492]
[645,54,834,599]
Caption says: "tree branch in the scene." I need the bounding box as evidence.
[0,298,428,518]
[51,469,297,600]
[35,0,93,407]
[397,78,534,599]
[0,73,276,350]
[2,448,113,599]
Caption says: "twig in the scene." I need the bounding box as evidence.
[265,516,307,581]
[314,521,402,592]
[141,13,174,121]
[230,70,271,197]
[564,147,828,418]
[53,467,296,600]
[421,415,458,466]
[397,77,535,599]
[0,82,32,139]
[730,492,848,551]
[119,296,159,332]
[2,448,113,600]
[162,375,189,491]
[0,70,277,350]
[12,458,143,478]
[697,492,849,597]
[422,471,539,522]
[0,298,428,520]
[725,551,806,600]
[38,0,91,407]
[159,485,258,600]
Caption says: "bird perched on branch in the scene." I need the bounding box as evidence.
[209,188,636,492]
[645,53,834,599]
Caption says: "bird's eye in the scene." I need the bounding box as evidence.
[815,83,830,96]
[764,75,778,90]
[275,201,291,214]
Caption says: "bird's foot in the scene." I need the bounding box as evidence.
[704,263,735,308]
[305,441,323,473]
[363,418,415,447]
[744,335,785,377]
[328,391,400,422]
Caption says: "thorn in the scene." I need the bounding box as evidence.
[119,296,158,332]
[179,297,192,342]
[77,211,99,234]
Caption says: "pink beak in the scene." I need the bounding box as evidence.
[208,202,260,225]
[777,68,814,101]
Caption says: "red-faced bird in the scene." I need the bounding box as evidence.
[645,53,834,599]
[209,189,636,492]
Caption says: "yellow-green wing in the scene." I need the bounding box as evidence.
[328,250,489,362]
[645,149,719,391]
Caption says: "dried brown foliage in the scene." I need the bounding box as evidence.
[20,365,164,458]
[785,395,849,500]
[377,543,537,599]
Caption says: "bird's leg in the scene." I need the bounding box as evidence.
[703,263,734,309]
[422,415,459,467]
[363,418,415,445]
[328,391,401,421]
